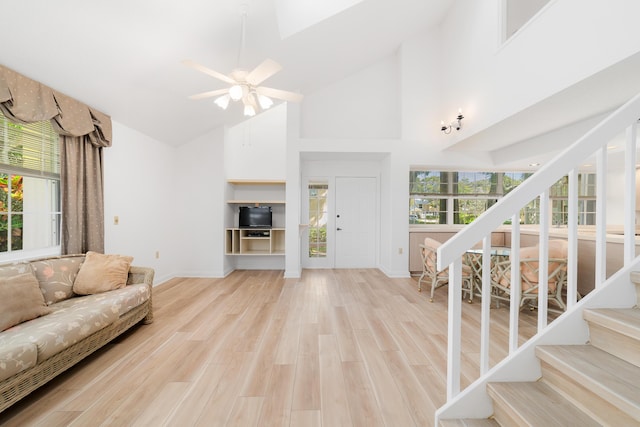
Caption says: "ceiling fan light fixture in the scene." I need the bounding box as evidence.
[184,7,303,114]
[244,103,256,117]
[257,94,273,109]
[214,94,230,110]
[229,84,244,101]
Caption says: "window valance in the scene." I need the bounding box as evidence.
[0,64,111,147]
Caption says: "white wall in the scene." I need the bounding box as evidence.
[225,105,288,180]
[104,121,179,284]
[607,167,626,226]
[438,0,640,144]
[301,53,400,139]
[174,126,227,277]
[399,28,443,144]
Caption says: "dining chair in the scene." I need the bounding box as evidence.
[490,240,569,311]
[418,237,474,303]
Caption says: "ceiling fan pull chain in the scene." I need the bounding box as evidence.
[237,5,248,70]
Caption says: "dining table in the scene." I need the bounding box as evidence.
[464,247,511,300]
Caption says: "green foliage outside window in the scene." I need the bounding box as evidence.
[0,174,24,251]
[409,171,594,226]
[308,184,328,258]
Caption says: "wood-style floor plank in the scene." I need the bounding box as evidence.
[0,269,553,426]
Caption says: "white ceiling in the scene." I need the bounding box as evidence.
[0,0,454,146]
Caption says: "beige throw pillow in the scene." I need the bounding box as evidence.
[0,273,52,331]
[73,251,134,295]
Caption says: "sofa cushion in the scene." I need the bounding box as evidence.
[31,256,84,305]
[73,251,133,295]
[0,273,52,331]
[0,283,150,362]
[0,342,38,382]
[0,294,120,362]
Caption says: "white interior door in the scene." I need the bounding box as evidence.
[335,177,376,268]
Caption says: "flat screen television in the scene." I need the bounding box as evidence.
[239,206,272,229]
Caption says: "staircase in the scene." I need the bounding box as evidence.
[440,275,640,426]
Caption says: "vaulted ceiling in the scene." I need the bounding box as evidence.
[1,0,454,146]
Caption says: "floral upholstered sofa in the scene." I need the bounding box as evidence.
[0,252,154,412]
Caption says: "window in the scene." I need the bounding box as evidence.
[0,112,61,256]
[409,171,531,225]
[308,183,328,258]
[549,173,596,226]
[409,170,595,226]
[503,0,552,41]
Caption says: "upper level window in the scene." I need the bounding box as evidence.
[0,111,60,256]
[503,0,552,41]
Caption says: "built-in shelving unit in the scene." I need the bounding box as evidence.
[225,228,285,255]
[226,179,286,206]
[225,179,286,257]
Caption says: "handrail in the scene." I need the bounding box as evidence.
[438,91,640,271]
[436,90,640,402]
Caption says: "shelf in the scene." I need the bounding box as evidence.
[225,228,286,256]
[232,251,284,256]
[227,200,285,205]
[227,179,285,185]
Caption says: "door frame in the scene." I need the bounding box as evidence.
[301,176,334,269]
[301,174,379,269]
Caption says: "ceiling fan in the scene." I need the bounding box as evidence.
[183,8,303,117]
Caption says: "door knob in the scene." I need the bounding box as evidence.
[337,227,342,231]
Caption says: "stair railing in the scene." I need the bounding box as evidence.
[437,91,640,401]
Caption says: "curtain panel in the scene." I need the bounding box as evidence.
[0,64,112,254]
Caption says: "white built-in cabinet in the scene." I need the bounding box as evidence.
[225,180,286,256]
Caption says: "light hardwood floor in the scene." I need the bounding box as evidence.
[0,269,551,427]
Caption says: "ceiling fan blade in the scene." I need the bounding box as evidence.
[188,88,229,100]
[182,59,236,85]
[256,86,303,103]
[246,59,282,86]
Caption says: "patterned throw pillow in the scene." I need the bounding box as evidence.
[31,256,85,305]
[0,273,51,331]
[73,251,133,295]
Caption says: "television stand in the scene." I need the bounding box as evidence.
[225,228,285,255]
[246,230,270,237]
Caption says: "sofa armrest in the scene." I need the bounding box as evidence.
[127,266,154,287]
[127,266,154,324]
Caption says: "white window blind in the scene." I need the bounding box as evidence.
[0,111,60,179]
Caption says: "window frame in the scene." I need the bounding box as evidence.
[0,113,61,262]
[409,170,596,227]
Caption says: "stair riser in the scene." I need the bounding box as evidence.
[490,398,531,427]
[636,282,640,307]
[539,362,639,425]
[589,323,640,368]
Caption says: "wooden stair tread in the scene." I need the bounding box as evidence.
[583,308,640,340]
[487,381,601,426]
[630,271,640,285]
[536,345,640,419]
[439,419,499,426]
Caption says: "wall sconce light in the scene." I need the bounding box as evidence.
[441,109,464,134]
